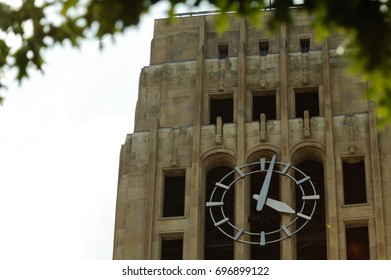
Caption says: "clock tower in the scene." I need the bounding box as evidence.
[113,8,390,260]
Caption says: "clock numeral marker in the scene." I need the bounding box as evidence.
[260,158,266,171]
[206,202,224,207]
[296,176,311,185]
[281,163,291,175]
[216,182,230,190]
[260,231,266,246]
[297,213,311,220]
[302,195,320,200]
[281,226,292,237]
[234,228,244,241]
[214,217,229,227]
[235,167,245,178]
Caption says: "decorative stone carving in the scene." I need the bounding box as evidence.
[215,116,223,145]
[259,113,267,142]
[218,57,232,92]
[347,114,357,153]
[303,110,311,139]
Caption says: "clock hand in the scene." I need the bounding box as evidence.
[256,155,276,211]
[266,198,295,214]
[252,195,295,214]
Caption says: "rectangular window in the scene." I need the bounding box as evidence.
[218,43,228,59]
[163,170,185,217]
[295,89,319,118]
[210,96,233,124]
[259,40,269,56]
[346,226,370,260]
[161,238,183,260]
[252,91,276,121]
[343,159,367,204]
[300,38,310,53]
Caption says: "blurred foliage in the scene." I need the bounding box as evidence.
[0,0,391,124]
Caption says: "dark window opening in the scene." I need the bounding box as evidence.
[218,44,228,59]
[343,160,367,204]
[161,239,183,260]
[163,173,185,217]
[300,38,310,53]
[249,161,280,259]
[346,226,370,260]
[295,90,319,118]
[259,41,269,56]
[210,97,233,124]
[296,161,327,260]
[205,166,234,260]
[253,93,276,121]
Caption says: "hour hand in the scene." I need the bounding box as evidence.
[253,195,295,214]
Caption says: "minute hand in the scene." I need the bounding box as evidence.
[256,155,276,211]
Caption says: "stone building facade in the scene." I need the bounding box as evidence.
[113,9,391,260]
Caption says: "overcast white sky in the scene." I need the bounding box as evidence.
[0,1,162,260]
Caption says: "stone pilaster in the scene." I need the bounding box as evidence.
[322,38,339,259]
[235,17,249,260]
[279,24,294,260]
[143,118,159,259]
[188,16,206,259]
[368,101,386,259]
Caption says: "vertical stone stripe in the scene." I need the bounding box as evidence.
[279,23,293,260]
[368,101,386,259]
[143,118,159,259]
[188,16,206,259]
[235,17,248,260]
[322,38,339,259]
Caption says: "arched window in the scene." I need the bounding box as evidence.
[204,166,234,259]
[295,160,327,259]
[249,161,281,259]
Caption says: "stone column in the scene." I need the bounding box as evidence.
[322,38,339,259]
[279,23,294,260]
[368,101,386,259]
[113,136,132,259]
[143,118,159,259]
[235,17,249,259]
[188,16,206,259]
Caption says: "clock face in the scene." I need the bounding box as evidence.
[205,155,319,245]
